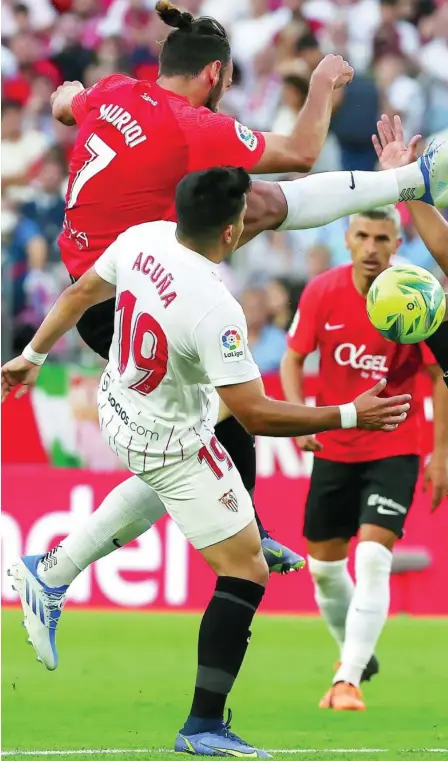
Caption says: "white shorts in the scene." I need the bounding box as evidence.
[141,448,254,550]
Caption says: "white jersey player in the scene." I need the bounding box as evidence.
[2,167,411,757]
[95,216,260,545]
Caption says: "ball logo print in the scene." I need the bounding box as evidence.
[220,326,245,363]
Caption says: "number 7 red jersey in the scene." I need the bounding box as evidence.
[59,74,266,279]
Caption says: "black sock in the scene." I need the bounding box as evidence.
[426,322,448,387]
[215,416,268,538]
[182,576,265,733]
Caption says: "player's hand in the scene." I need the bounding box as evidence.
[353,378,411,431]
[372,114,421,170]
[50,80,84,108]
[423,450,448,512]
[296,434,323,452]
[312,54,354,90]
[1,356,41,402]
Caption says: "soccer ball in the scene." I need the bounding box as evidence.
[367,264,446,344]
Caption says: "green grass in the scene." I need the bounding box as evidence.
[2,610,448,761]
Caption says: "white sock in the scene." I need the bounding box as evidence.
[37,476,167,587]
[308,556,354,652]
[334,541,393,687]
[277,163,424,231]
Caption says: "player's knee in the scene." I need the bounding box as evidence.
[355,541,392,581]
[246,550,270,587]
[224,550,269,588]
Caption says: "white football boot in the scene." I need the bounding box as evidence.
[8,554,68,671]
[418,134,448,209]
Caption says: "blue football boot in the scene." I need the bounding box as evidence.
[261,533,305,574]
[175,710,271,757]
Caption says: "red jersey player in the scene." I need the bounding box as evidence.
[48,0,354,577]
[281,205,448,711]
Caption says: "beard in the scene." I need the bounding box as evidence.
[204,69,225,112]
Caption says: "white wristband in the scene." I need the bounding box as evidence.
[339,402,357,429]
[22,344,48,366]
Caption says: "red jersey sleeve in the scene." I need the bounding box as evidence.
[186,111,265,172]
[71,74,137,125]
[287,280,322,356]
[421,341,437,367]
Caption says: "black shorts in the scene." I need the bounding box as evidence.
[75,297,257,492]
[75,296,115,361]
[304,455,419,542]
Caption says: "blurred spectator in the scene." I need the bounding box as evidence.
[241,287,287,373]
[51,13,96,82]
[265,278,295,330]
[331,72,380,171]
[1,99,50,204]
[230,0,291,68]
[305,244,332,279]
[373,53,425,140]
[19,156,66,262]
[234,230,311,286]
[72,0,103,50]
[240,45,282,131]
[419,4,448,133]
[272,72,309,135]
[373,0,420,63]
[1,0,57,36]
[3,31,61,105]
[22,76,56,137]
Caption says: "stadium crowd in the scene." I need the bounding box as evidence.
[2,0,448,368]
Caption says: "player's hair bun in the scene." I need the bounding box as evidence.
[156,1,194,32]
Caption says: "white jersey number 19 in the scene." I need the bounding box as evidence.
[116,290,168,397]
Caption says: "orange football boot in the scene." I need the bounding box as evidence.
[319,681,366,711]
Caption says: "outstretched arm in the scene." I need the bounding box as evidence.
[400,202,448,277]
[218,377,410,437]
[1,271,115,401]
[423,363,448,511]
[254,54,354,174]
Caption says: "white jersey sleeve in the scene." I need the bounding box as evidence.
[94,236,122,285]
[193,298,261,387]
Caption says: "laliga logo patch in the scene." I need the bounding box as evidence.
[235,121,258,152]
[220,326,245,362]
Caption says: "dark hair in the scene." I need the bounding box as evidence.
[1,99,22,115]
[156,0,231,78]
[175,167,251,242]
[295,31,319,53]
[283,74,309,99]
